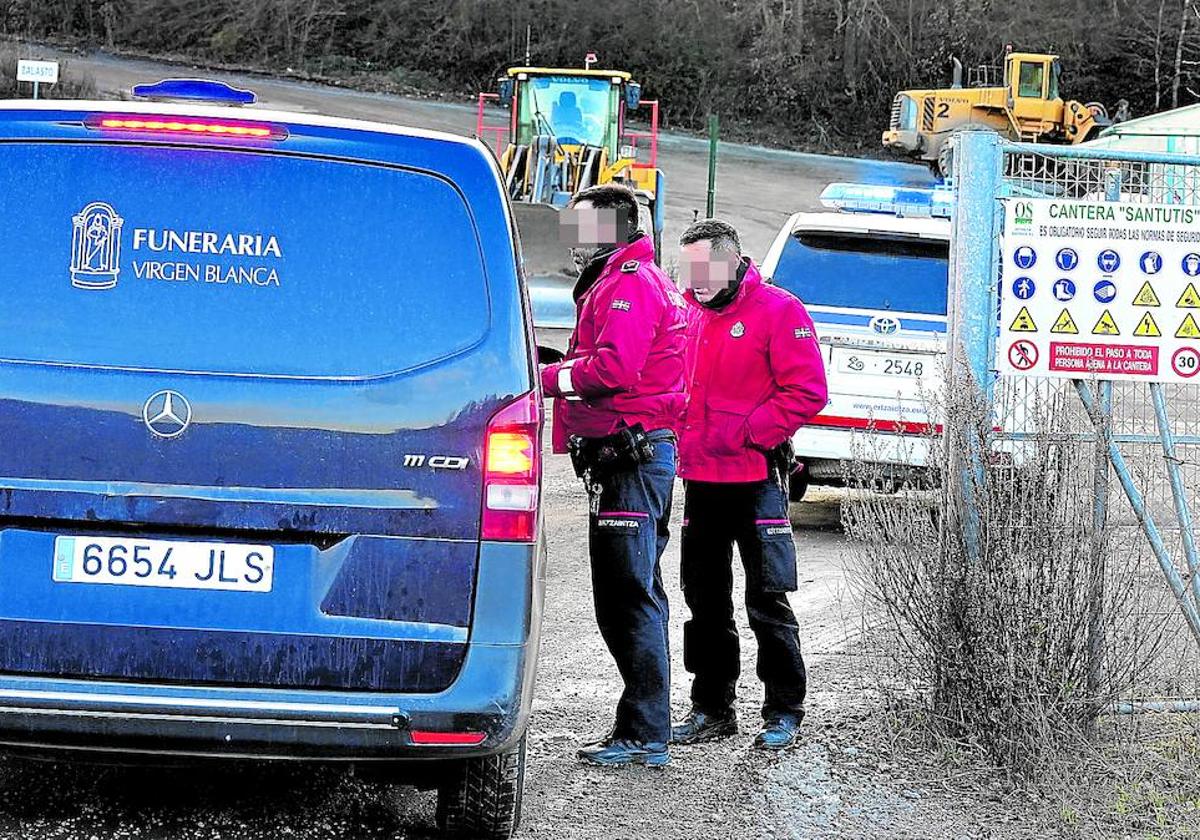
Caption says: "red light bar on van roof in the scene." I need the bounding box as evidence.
[86,114,287,140]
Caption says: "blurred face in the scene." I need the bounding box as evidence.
[679,239,739,303]
[560,201,632,273]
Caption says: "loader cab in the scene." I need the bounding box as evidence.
[1004,52,1064,124]
[502,68,633,162]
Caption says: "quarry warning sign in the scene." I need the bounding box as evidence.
[999,198,1200,383]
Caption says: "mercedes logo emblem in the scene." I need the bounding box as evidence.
[142,390,192,439]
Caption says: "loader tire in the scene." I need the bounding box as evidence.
[436,736,526,839]
[936,141,954,181]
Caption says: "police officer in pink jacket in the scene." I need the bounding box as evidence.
[541,185,688,767]
[671,219,828,751]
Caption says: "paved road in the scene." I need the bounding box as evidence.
[36,46,935,261]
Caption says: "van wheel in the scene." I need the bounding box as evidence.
[436,736,526,839]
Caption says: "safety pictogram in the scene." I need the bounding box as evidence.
[1052,278,1077,301]
[1050,309,1078,334]
[1008,340,1038,370]
[1177,313,1200,339]
[1172,347,1200,378]
[1178,282,1200,309]
[1132,281,1161,307]
[1133,312,1161,337]
[1094,279,1117,304]
[1092,310,1120,336]
[1009,306,1037,332]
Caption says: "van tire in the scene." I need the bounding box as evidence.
[436,736,526,839]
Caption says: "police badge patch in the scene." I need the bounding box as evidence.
[731,321,745,338]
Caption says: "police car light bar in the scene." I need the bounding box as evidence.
[131,79,258,106]
[819,183,953,219]
[87,115,287,140]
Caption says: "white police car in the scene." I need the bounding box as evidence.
[761,184,951,498]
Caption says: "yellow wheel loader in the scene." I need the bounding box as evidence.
[882,50,1111,177]
[477,63,665,360]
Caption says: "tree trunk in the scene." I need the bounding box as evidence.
[1173,0,1193,109]
[1156,0,1167,109]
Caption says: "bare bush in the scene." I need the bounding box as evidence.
[842,375,1175,776]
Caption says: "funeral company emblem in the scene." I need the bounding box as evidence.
[71,202,124,290]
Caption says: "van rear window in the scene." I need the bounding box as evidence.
[0,143,491,379]
[771,231,948,316]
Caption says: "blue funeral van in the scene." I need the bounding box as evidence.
[0,81,544,838]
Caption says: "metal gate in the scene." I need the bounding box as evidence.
[948,132,1200,708]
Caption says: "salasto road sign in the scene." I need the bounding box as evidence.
[16,59,58,84]
[999,197,1200,383]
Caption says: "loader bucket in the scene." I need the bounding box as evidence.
[513,202,575,280]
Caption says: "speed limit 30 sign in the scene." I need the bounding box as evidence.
[1172,347,1200,378]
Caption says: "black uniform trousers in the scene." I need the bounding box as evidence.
[681,478,806,719]
[587,432,676,744]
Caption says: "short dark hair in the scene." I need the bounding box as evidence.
[679,219,742,256]
[570,184,641,239]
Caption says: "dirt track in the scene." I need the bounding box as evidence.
[0,449,1036,840]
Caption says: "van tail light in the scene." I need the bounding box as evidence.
[481,391,542,542]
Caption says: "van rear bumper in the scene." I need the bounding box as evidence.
[0,538,545,763]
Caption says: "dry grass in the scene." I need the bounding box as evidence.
[839,370,1200,834]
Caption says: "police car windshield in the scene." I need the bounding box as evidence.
[0,143,490,379]
[772,231,948,316]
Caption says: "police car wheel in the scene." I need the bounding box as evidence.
[788,468,810,503]
[435,735,526,839]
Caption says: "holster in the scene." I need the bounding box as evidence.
[568,423,656,478]
[767,439,797,496]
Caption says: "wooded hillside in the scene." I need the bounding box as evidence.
[3,1,1195,150]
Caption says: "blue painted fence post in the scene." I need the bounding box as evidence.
[946,130,1003,560]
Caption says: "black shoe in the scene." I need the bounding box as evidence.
[754,712,802,751]
[577,737,670,767]
[670,707,738,745]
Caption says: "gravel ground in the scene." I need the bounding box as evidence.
[0,450,1038,840]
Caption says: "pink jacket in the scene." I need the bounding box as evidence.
[541,236,688,453]
[678,260,828,483]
